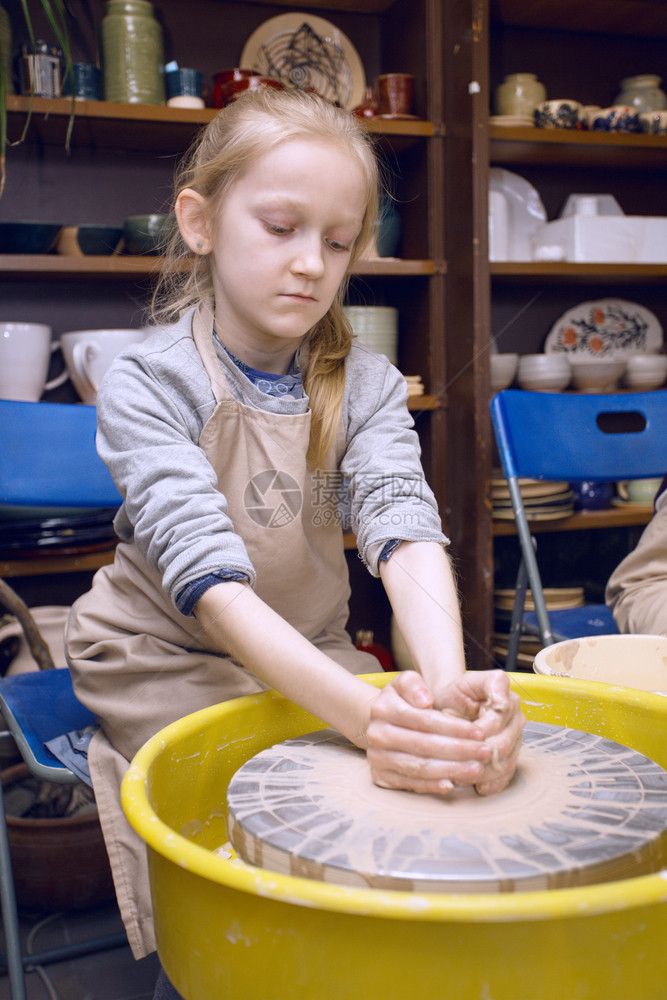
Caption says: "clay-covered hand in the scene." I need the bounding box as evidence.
[432,669,525,796]
[364,670,494,795]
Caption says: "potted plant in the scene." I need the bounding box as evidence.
[0,1,77,197]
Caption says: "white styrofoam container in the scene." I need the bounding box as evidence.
[531,216,667,263]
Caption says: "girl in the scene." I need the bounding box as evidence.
[66,87,524,996]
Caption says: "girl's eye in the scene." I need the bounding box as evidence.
[265,223,292,235]
[326,239,351,253]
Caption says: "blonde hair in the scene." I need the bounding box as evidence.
[152,87,380,467]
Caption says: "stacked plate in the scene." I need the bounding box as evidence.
[403,375,424,397]
[493,586,585,668]
[0,507,118,559]
[491,475,575,521]
[489,114,534,128]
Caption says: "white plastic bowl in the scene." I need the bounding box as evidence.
[533,633,667,695]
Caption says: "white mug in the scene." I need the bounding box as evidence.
[617,478,663,505]
[60,328,149,404]
[0,321,68,402]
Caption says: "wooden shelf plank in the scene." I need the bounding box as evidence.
[490,125,667,169]
[5,96,433,153]
[0,254,435,280]
[493,506,653,536]
[491,262,667,282]
[0,547,117,579]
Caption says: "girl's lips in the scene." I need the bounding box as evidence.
[282,292,315,302]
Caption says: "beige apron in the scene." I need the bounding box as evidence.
[67,310,375,958]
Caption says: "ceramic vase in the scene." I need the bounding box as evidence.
[101,0,165,105]
[494,73,546,116]
[614,74,667,112]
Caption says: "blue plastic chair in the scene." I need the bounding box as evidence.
[0,399,121,507]
[490,389,667,671]
[0,400,124,999]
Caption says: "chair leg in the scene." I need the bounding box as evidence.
[505,557,529,673]
[0,779,27,1000]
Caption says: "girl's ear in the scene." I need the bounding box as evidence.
[175,188,211,254]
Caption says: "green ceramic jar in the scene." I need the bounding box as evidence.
[101,0,165,105]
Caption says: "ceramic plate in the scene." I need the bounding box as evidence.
[488,167,547,261]
[240,13,365,109]
[611,497,654,510]
[544,299,664,358]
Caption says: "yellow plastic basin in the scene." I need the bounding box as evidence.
[122,673,667,1000]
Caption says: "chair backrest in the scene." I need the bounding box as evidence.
[0,399,122,507]
[490,389,667,483]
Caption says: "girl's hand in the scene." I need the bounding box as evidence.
[364,671,494,795]
[432,669,525,796]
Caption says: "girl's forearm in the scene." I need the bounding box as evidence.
[194,581,377,746]
[379,541,467,692]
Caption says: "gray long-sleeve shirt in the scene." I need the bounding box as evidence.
[96,309,447,609]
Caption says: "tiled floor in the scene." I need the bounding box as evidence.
[0,901,159,1000]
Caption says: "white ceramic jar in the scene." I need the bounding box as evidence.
[614,74,667,112]
[494,73,546,116]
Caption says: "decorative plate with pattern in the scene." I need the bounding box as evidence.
[240,14,365,109]
[544,299,663,358]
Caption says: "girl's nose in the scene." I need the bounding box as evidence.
[291,236,325,278]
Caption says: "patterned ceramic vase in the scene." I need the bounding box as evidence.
[615,75,667,113]
[101,0,165,105]
[494,73,546,116]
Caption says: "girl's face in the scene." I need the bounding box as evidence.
[202,137,367,371]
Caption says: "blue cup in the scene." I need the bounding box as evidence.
[571,481,613,511]
[165,67,203,100]
[61,62,102,100]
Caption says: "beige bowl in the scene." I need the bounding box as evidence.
[517,354,571,391]
[623,355,667,390]
[490,353,518,392]
[569,358,626,392]
[533,633,667,695]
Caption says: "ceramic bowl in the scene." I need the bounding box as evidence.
[534,100,581,129]
[623,354,667,390]
[588,105,642,132]
[639,110,667,134]
[533,634,667,695]
[569,358,626,391]
[0,221,62,254]
[490,353,519,392]
[122,215,174,256]
[56,225,123,256]
[517,354,571,391]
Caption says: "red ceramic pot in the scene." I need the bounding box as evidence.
[221,75,284,106]
[210,68,260,109]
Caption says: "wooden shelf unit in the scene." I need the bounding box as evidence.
[444,0,667,660]
[0,0,448,636]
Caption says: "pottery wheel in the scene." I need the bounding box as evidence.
[227,722,667,892]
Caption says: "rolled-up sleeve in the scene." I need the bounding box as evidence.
[341,347,447,576]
